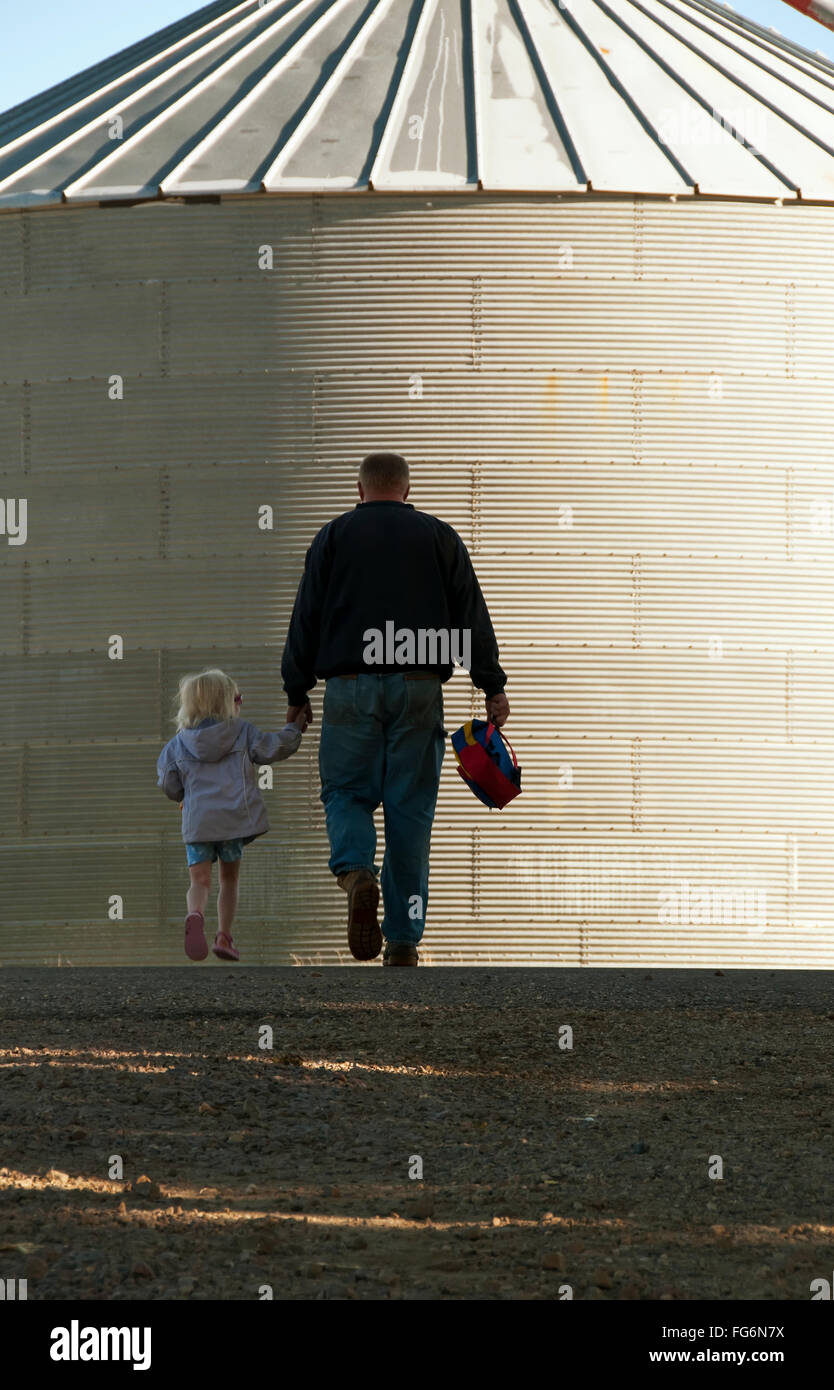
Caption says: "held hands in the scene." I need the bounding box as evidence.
[287,701,313,733]
[485,691,510,728]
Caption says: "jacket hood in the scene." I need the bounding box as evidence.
[178,717,244,763]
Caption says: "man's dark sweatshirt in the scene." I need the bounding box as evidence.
[281,501,506,706]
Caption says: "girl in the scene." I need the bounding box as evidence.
[157,668,306,962]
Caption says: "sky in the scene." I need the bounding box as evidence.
[0,0,833,113]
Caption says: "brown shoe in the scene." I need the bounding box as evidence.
[382,942,419,967]
[337,869,382,961]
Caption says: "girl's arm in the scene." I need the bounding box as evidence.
[246,721,303,764]
[157,751,185,802]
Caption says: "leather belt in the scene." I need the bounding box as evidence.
[332,672,438,681]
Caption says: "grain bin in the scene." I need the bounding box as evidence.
[1,0,833,965]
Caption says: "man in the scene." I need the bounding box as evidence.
[282,453,509,966]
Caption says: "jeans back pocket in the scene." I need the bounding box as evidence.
[405,678,443,728]
[323,678,362,726]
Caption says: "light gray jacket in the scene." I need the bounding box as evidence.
[157,716,301,844]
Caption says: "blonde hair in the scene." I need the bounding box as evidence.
[174,668,239,730]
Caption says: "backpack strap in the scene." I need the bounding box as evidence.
[485,720,518,768]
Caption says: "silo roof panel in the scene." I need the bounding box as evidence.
[161,0,355,194]
[521,0,691,193]
[66,0,329,200]
[0,0,272,205]
[266,0,418,188]
[469,0,586,190]
[622,0,834,196]
[370,0,471,189]
[2,0,834,206]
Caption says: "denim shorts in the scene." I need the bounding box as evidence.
[186,839,245,866]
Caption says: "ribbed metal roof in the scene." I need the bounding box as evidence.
[3,0,834,206]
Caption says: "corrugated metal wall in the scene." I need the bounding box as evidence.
[1,193,833,966]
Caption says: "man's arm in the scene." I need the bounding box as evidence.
[281,526,332,708]
[444,529,508,717]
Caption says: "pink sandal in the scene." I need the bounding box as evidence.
[212,931,240,962]
[184,911,208,961]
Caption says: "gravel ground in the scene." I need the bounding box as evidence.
[0,966,832,1301]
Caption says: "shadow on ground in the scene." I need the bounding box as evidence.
[0,967,832,1300]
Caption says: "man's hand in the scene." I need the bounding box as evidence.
[485,692,510,728]
[287,701,313,732]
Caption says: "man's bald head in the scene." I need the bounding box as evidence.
[358,452,410,502]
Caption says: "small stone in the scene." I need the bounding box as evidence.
[541,1252,565,1271]
[133,1176,160,1198]
[198,1102,218,1115]
[593,1269,614,1289]
[131,1260,153,1279]
[411,1194,435,1220]
[631,1140,648,1154]
[307,1262,325,1279]
[25,1256,48,1280]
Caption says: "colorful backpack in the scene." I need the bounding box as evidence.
[450,719,522,809]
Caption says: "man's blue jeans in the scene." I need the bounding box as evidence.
[318,673,446,945]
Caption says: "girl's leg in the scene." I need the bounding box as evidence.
[217,859,241,939]
[185,859,212,961]
[188,862,212,915]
